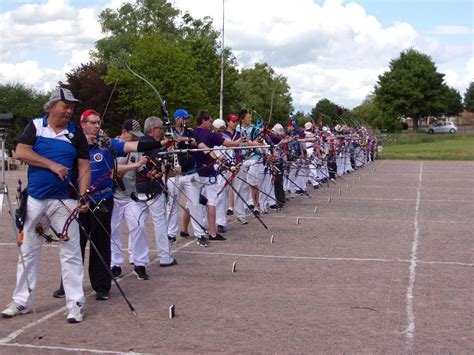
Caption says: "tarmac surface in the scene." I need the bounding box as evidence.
[0,160,472,353]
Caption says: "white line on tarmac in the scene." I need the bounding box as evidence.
[174,250,473,268]
[312,196,472,203]
[404,162,423,348]
[0,239,195,348]
[0,343,143,354]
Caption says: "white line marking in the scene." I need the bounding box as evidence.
[0,343,143,354]
[0,239,196,346]
[404,162,423,347]
[175,250,473,268]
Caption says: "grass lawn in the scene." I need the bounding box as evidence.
[380,132,474,160]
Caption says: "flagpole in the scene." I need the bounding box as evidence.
[219,0,225,120]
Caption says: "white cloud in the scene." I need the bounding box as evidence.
[0,0,472,111]
[431,25,473,35]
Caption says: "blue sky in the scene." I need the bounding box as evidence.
[1,0,473,111]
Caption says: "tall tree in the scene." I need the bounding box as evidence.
[234,63,293,124]
[0,83,48,149]
[106,33,210,119]
[65,62,126,134]
[310,98,344,126]
[94,0,180,62]
[374,48,447,131]
[443,86,463,116]
[352,95,401,131]
[464,81,474,112]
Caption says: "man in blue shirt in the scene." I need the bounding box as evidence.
[2,87,91,323]
[53,110,166,301]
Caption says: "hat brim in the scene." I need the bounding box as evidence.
[131,131,145,137]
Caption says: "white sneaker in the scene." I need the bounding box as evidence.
[66,302,84,323]
[1,303,31,318]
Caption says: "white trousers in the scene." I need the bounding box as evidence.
[233,163,251,218]
[215,173,229,227]
[12,197,85,311]
[110,198,149,267]
[166,174,205,238]
[136,193,173,264]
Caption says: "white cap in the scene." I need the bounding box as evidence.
[304,122,313,130]
[272,123,285,135]
[213,118,226,129]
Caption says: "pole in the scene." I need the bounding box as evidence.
[219,0,225,120]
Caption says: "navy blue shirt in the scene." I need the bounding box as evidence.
[192,128,225,177]
[18,115,89,200]
[88,138,126,201]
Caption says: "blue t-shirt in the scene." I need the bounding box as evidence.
[88,138,126,201]
[18,115,89,200]
[192,128,225,177]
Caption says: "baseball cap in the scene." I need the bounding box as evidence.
[174,109,190,120]
[49,87,81,104]
[212,118,226,129]
[122,119,144,137]
[80,109,100,124]
[304,122,313,130]
[228,113,238,122]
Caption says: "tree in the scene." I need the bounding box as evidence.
[0,83,48,150]
[94,0,180,62]
[64,62,127,134]
[234,63,293,124]
[106,33,210,119]
[464,81,474,112]
[443,86,463,117]
[352,95,402,131]
[310,98,343,126]
[374,48,447,131]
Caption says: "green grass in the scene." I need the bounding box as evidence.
[379,132,474,160]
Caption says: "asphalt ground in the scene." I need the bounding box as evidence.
[0,160,472,353]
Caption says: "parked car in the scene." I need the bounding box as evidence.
[427,121,457,134]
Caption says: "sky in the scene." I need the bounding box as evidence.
[0,0,473,113]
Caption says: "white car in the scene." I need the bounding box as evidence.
[427,122,457,134]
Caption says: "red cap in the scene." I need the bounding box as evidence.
[228,113,238,122]
[80,109,100,124]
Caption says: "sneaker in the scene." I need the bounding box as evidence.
[253,209,260,217]
[1,303,31,318]
[180,231,190,238]
[53,285,65,298]
[111,266,122,279]
[209,234,226,241]
[261,209,268,214]
[95,291,110,301]
[248,204,254,211]
[196,236,209,247]
[168,235,176,243]
[313,185,319,190]
[269,204,279,210]
[160,259,178,267]
[133,266,149,280]
[66,302,84,323]
[217,225,227,233]
[226,208,234,216]
[237,217,248,225]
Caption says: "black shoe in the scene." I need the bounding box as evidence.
[226,208,234,216]
[160,259,178,267]
[295,190,305,195]
[111,266,122,279]
[209,234,226,241]
[253,209,260,216]
[269,204,278,209]
[248,204,254,210]
[53,286,65,298]
[180,231,190,238]
[168,235,176,243]
[196,236,209,247]
[313,185,319,189]
[217,225,227,233]
[95,291,110,301]
[133,266,149,280]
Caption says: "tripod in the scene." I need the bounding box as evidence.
[0,130,18,236]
